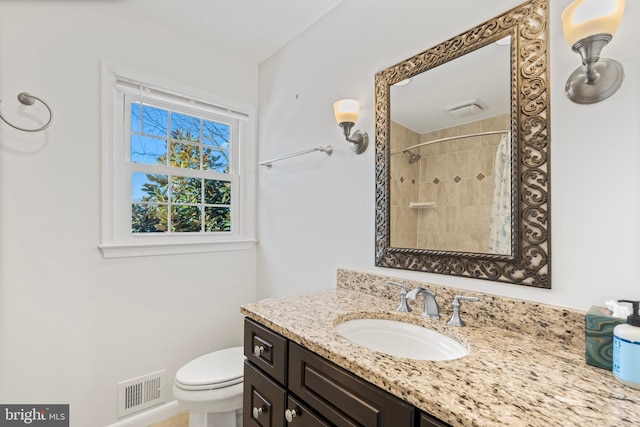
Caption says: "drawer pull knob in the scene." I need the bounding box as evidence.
[252,406,263,419]
[285,408,299,422]
[253,345,265,357]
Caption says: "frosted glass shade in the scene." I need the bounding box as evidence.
[561,0,625,46]
[334,99,359,124]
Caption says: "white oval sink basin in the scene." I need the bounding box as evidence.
[335,318,468,361]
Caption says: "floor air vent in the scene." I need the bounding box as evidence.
[117,370,166,418]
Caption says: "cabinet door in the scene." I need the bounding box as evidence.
[420,412,450,427]
[244,361,286,427]
[245,318,288,385]
[288,342,414,427]
[285,395,332,427]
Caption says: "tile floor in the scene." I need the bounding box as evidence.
[149,411,188,427]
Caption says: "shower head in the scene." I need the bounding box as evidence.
[404,150,421,164]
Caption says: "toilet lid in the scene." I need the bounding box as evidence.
[175,346,245,391]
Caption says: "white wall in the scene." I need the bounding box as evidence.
[257,0,640,309]
[0,2,257,426]
[1,0,638,425]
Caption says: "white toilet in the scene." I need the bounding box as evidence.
[173,346,245,427]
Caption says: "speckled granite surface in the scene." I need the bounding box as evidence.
[241,269,640,426]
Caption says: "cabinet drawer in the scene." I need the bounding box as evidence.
[244,361,287,427]
[420,412,450,427]
[285,395,332,427]
[244,318,288,385]
[288,342,414,427]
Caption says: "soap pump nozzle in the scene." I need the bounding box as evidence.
[617,299,640,327]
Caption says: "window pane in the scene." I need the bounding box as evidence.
[170,141,200,169]
[171,112,201,142]
[203,120,231,149]
[131,135,167,165]
[142,105,168,137]
[205,207,231,232]
[131,102,142,133]
[132,173,168,202]
[171,205,201,232]
[132,204,168,233]
[203,147,230,172]
[204,179,231,205]
[171,176,201,203]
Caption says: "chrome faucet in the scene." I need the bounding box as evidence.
[387,281,411,312]
[447,295,480,326]
[406,287,440,319]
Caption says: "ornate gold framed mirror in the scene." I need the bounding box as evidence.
[374,0,550,288]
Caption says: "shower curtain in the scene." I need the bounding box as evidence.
[488,134,511,255]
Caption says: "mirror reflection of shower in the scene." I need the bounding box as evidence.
[404,150,421,163]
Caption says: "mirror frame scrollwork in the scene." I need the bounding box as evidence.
[374,0,551,288]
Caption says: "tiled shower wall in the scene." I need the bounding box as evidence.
[390,121,421,248]
[390,115,509,252]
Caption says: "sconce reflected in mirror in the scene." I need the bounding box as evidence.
[334,99,368,154]
[561,0,626,104]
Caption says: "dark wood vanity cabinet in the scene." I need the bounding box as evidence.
[244,361,286,427]
[243,318,450,427]
[420,413,451,427]
[287,342,413,426]
[244,318,288,385]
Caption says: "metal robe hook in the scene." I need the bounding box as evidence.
[0,92,53,132]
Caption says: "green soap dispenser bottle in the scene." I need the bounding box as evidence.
[613,299,640,390]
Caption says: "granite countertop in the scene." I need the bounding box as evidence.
[240,273,640,427]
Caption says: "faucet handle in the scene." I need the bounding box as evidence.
[447,295,480,327]
[387,281,407,293]
[387,281,412,312]
[454,295,480,303]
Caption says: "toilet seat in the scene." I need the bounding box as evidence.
[175,346,244,391]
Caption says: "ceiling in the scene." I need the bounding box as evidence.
[391,39,511,135]
[119,0,344,64]
[118,0,511,135]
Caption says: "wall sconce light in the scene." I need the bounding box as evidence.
[561,0,626,104]
[333,99,368,154]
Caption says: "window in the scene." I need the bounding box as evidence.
[100,63,256,258]
[129,102,235,234]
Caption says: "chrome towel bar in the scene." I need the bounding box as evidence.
[259,145,333,169]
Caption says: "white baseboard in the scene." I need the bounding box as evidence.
[105,400,184,427]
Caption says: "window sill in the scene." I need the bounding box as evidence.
[99,239,256,258]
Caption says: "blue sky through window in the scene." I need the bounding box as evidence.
[171,112,200,141]
[130,102,231,167]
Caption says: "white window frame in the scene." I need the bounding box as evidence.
[100,62,256,258]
